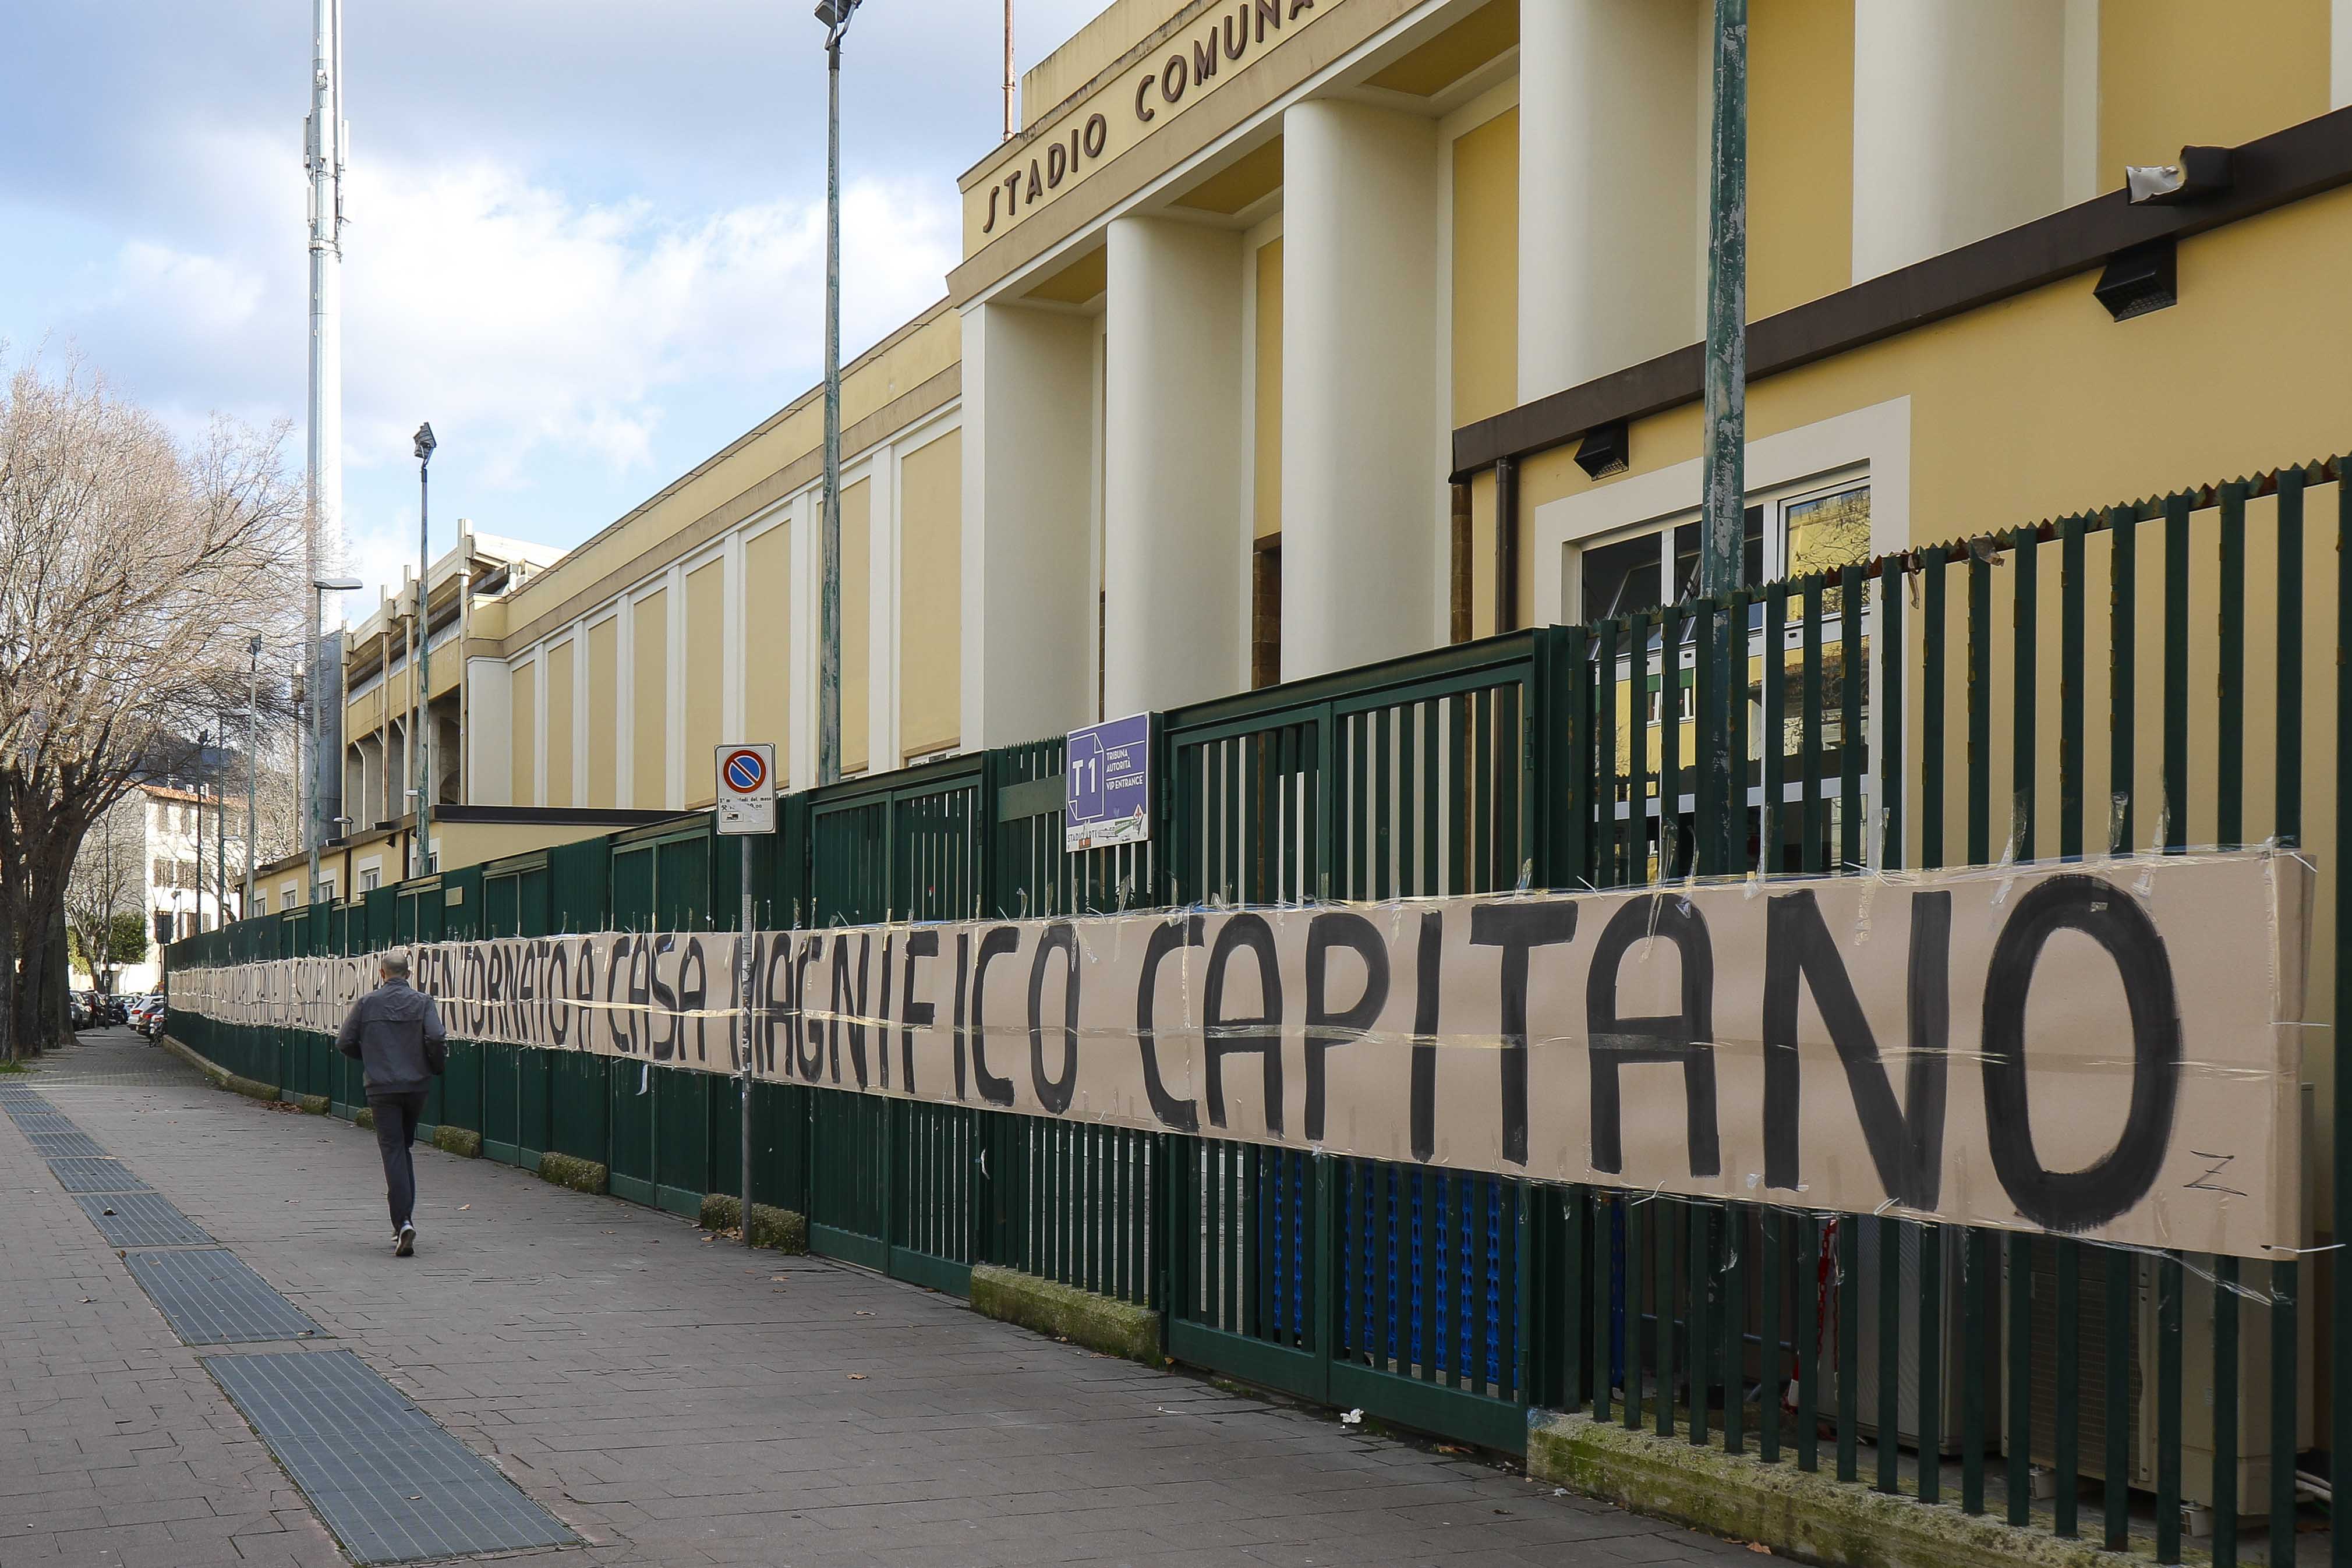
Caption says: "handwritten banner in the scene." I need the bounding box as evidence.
[167,852,2310,1257]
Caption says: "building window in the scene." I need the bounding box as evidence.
[360,868,380,892]
[1576,478,1870,624]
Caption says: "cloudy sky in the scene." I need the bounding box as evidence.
[1,0,1101,617]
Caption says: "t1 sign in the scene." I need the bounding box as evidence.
[1066,713,1150,852]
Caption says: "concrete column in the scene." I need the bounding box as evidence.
[2335,0,2352,109]
[961,299,1098,747]
[1280,99,1441,683]
[1852,0,2067,281]
[1518,0,1703,402]
[1102,217,1246,715]
[465,654,511,806]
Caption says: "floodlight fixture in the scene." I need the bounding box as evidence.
[1574,420,1631,481]
[2093,237,2178,323]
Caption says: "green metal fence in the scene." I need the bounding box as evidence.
[163,456,2347,1566]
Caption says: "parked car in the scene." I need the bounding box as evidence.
[140,1002,166,1041]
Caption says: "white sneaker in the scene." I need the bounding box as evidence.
[395,1224,415,1258]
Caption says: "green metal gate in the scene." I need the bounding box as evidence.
[1156,639,1544,1445]
[802,759,988,1291]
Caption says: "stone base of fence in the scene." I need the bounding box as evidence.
[695,1195,808,1253]
[1529,1414,2135,1568]
[968,1264,1160,1367]
[537,1152,608,1195]
[434,1126,483,1158]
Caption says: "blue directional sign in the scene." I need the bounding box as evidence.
[1064,713,1151,852]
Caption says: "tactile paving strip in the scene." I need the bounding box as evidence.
[47,1156,151,1194]
[30,1130,109,1159]
[126,1250,321,1344]
[75,1191,213,1248]
[204,1351,576,1565]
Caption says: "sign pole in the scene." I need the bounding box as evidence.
[740,833,754,1248]
[714,741,777,1251]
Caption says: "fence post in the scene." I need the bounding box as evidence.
[1311,1151,1337,1404]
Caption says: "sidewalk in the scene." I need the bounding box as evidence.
[3,1031,1758,1567]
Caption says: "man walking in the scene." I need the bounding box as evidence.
[335,950,447,1256]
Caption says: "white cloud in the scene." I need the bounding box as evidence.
[84,132,958,612]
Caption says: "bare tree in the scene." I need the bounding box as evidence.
[0,355,303,1057]
[65,793,147,992]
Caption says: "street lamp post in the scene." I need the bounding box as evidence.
[193,733,209,932]
[307,577,364,907]
[412,423,437,879]
[245,636,262,916]
[216,713,229,922]
[815,0,862,788]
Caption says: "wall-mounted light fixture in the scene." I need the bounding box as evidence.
[2093,236,2178,322]
[1573,420,1631,480]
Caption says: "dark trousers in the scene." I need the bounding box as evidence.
[369,1091,429,1230]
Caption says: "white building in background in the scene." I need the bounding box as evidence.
[75,783,246,996]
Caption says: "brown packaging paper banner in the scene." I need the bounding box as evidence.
[168,851,2309,1257]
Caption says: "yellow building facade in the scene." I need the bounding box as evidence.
[470,305,963,815]
[335,0,2352,871]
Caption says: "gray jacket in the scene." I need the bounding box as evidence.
[336,979,448,1095]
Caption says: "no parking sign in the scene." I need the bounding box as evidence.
[715,744,776,835]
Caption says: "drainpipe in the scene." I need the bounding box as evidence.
[1493,455,1520,635]
[1449,483,1473,643]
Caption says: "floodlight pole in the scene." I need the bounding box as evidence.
[305,0,347,908]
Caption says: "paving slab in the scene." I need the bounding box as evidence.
[6,1031,1764,1566]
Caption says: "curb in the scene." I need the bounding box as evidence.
[158,1035,226,1085]
[696,1194,809,1252]
[157,1038,280,1103]
[969,1263,1161,1367]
